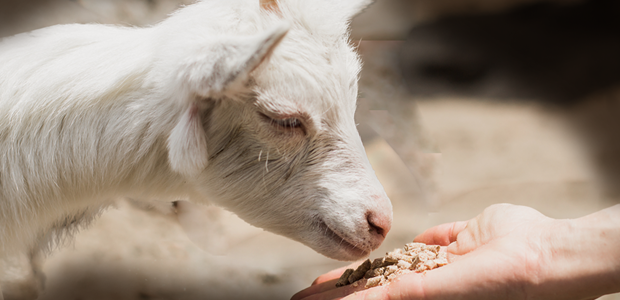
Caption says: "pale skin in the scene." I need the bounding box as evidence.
[292,203,620,300]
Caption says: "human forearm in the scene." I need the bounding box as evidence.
[533,205,620,299]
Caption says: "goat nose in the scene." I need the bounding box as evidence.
[367,210,391,238]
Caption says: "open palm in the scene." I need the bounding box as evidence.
[292,203,607,300]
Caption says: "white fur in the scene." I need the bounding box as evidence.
[0,0,392,297]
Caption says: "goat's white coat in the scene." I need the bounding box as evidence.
[0,0,392,297]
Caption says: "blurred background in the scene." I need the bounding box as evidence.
[1,0,619,299]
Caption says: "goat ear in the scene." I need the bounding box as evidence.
[168,103,208,177]
[167,24,288,176]
[291,0,371,37]
[234,22,289,81]
[187,22,289,98]
[341,0,373,20]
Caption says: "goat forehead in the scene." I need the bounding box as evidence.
[254,50,359,123]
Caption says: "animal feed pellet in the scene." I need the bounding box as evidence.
[335,242,448,289]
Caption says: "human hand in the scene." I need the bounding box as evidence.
[292,203,563,300]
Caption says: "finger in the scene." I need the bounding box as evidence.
[292,279,340,300]
[446,218,483,258]
[445,242,460,263]
[311,266,352,286]
[312,260,368,286]
[342,285,389,300]
[343,286,390,300]
[413,221,468,246]
[293,279,368,300]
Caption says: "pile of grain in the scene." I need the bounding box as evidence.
[335,242,448,288]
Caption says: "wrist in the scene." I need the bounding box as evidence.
[532,205,620,299]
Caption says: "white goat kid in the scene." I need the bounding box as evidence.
[0,0,393,298]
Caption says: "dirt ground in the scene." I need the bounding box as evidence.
[1,0,619,299]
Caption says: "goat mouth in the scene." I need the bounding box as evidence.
[316,219,369,258]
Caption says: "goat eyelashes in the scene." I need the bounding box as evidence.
[260,112,304,131]
[273,117,302,129]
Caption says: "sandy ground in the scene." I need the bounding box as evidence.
[1,0,619,299]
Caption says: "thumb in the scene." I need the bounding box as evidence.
[413,221,468,246]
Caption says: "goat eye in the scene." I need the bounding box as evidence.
[259,113,303,130]
[274,117,301,128]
